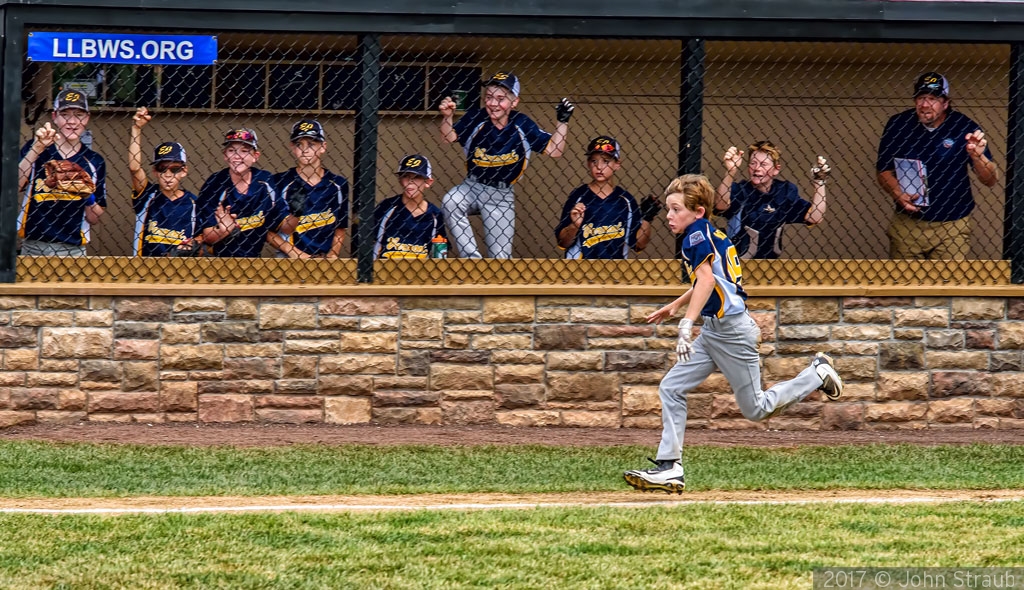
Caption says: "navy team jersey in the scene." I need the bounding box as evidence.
[720,180,811,260]
[876,109,992,222]
[454,106,552,186]
[197,167,274,225]
[373,196,447,259]
[680,218,748,318]
[554,185,641,259]
[200,172,288,258]
[131,183,200,256]
[18,142,107,246]
[271,168,350,256]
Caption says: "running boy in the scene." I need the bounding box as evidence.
[715,140,831,260]
[372,154,447,259]
[554,136,660,258]
[17,89,106,256]
[270,119,349,259]
[128,107,201,257]
[623,174,844,494]
[438,71,573,258]
[198,128,298,257]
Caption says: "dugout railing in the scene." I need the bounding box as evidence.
[3,1,1024,288]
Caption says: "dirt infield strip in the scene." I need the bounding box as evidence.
[1,490,1022,515]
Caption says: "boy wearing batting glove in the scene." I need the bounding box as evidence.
[623,174,843,494]
[127,107,202,257]
[555,136,658,258]
[714,140,830,260]
[439,71,572,258]
[17,89,106,257]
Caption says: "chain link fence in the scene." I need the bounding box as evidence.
[14,31,1011,284]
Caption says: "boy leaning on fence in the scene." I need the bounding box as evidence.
[438,71,574,259]
[554,136,661,259]
[127,107,202,257]
[17,89,107,257]
[198,128,299,258]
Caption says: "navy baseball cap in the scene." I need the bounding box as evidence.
[914,72,950,98]
[54,88,89,113]
[586,136,621,160]
[290,119,325,143]
[482,71,520,98]
[223,128,259,150]
[152,142,187,165]
[396,154,432,179]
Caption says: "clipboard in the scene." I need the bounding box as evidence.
[893,158,929,207]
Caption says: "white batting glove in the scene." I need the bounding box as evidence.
[811,156,831,184]
[676,318,694,364]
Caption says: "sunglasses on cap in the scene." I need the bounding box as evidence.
[225,129,256,142]
[591,143,617,153]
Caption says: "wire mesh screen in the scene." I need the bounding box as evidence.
[13,32,1012,284]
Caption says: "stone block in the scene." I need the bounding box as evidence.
[441,400,496,425]
[123,362,158,391]
[374,391,440,407]
[36,411,87,424]
[925,330,965,349]
[401,311,444,340]
[823,404,864,430]
[201,322,259,343]
[975,398,1017,417]
[587,338,646,350]
[546,352,603,371]
[966,330,995,350]
[258,304,316,330]
[225,298,258,319]
[471,334,531,350]
[373,376,428,390]
[570,307,628,324]
[547,372,619,402]
[13,311,74,326]
[27,372,77,388]
[0,411,35,427]
[879,342,924,370]
[115,298,171,321]
[587,325,654,338]
[605,351,666,371]
[832,325,892,341]
[843,309,892,324]
[864,402,928,422]
[0,327,37,348]
[320,354,395,375]
[495,384,545,408]
[161,345,223,370]
[173,298,225,313]
[877,372,928,401]
[372,407,442,425]
[198,394,254,422]
[5,349,38,371]
[0,296,36,310]
[80,360,122,383]
[622,386,660,416]
[927,398,974,423]
[483,297,535,323]
[495,410,561,427]
[197,380,274,395]
[325,396,372,424]
[255,409,322,424]
[494,364,544,384]
[340,332,398,353]
[931,371,991,398]
[534,325,586,350]
[491,351,544,364]
[445,310,483,324]
[561,411,620,428]
[114,322,160,340]
[894,309,949,328]
[10,388,59,410]
[161,324,200,345]
[114,340,160,360]
[319,297,400,316]
[224,358,280,380]
[431,364,493,391]
[778,298,840,324]
[777,325,830,341]
[766,416,821,431]
[951,297,1004,320]
[75,311,114,327]
[41,328,112,359]
[275,380,319,395]
[318,375,373,396]
[361,317,400,331]
[925,351,987,370]
[282,356,317,379]
[58,390,86,411]
[161,382,198,411]
[89,392,160,413]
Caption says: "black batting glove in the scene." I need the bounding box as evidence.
[640,195,663,222]
[170,240,202,257]
[287,184,309,217]
[555,98,575,123]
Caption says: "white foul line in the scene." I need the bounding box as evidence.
[2,495,1022,515]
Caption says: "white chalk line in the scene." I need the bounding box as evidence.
[3,495,1023,515]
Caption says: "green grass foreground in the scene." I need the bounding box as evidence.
[0,441,1022,497]
[1,502,1022,589]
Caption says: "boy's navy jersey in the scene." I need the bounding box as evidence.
[197,167,274,224]
[720,180,811,260]
[271,168,350,256]
[18,142,107,245]
[554,185,641,259]
[876,109,992,222]
[131,183,200,257]
[201,174,288,258]
[373,196,447,259]
[680,218,748,318]
[454,106,552,186]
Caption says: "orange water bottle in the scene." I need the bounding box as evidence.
[430,235,448,259]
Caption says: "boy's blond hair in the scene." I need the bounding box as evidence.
[664,174,715,216]
[747,140,781,166]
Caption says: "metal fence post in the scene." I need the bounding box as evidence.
[0,8,23,283]
[1006,43,1024,283]
[675,38,705,262]
[354,33,381,283]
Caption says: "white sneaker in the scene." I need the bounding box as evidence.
[623,458,685,494]
[812,352,844,400]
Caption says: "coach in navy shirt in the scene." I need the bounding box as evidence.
[876,72,998,260]
[438,72,573,258]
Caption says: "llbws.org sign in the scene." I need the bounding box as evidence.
[28,32,217,65]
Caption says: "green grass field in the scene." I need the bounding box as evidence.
[1,440,1022,589]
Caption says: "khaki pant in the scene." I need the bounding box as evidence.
[887,214,970,260]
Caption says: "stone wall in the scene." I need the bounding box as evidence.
[1,293,1023,430]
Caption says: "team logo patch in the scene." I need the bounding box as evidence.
[687,231,705,247]
[493,72,509,80]
[300,122,314,132]
[158,145,173,155]
[404,157,422,168]
[65,92,81,102]
[942,138,955,149]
